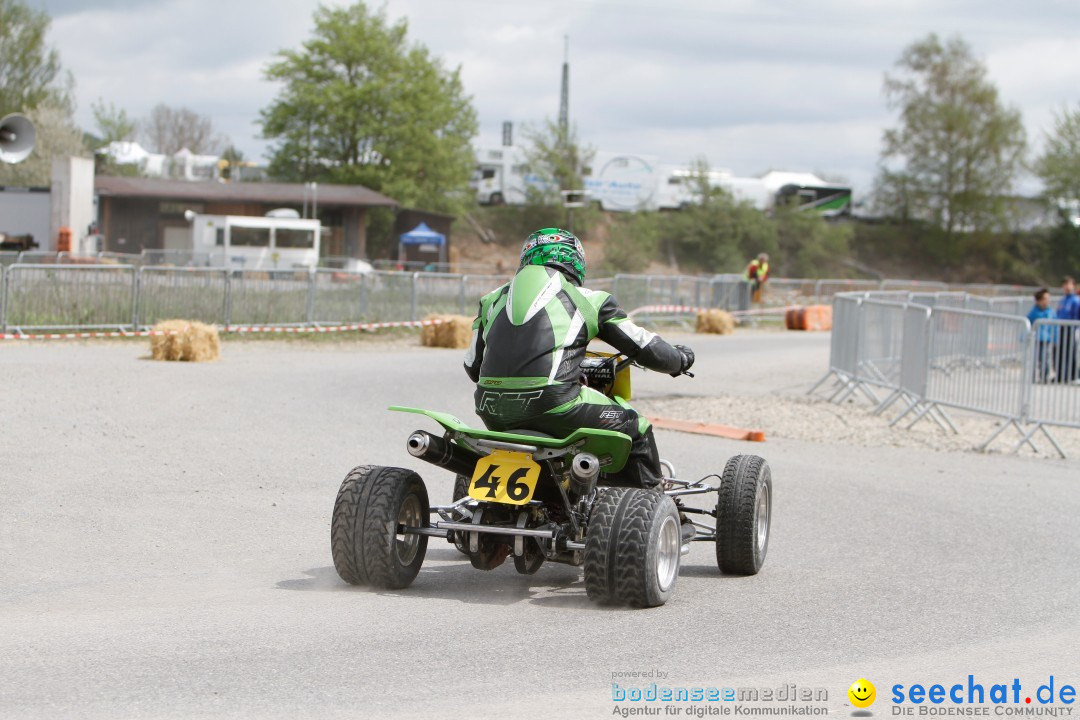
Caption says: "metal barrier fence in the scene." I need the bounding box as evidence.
[610,274,751,314]
[922,308,1029,421]
[854,299,908,395]
[1,264,137,332]
[880,279,949,293]
[812,291,1079,457]
[807,293,865,401]
[0,264,518,333]
[137,267,229,327]
[140,250,217,267]
[0,263,795,334]
[1025,319,1080,451]
[813,279,881,299]
[0,253,1050,300]
[761,278,816,307]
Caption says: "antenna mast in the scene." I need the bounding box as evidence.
[558,35,569,137]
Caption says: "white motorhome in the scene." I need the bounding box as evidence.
[471,146,547,205]
[656,165,735,210]
[470,146,660,211]
[187,213,321,269]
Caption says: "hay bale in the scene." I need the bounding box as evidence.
[421,314,473,349]
[695,309,735,335]
[150,320,221,362]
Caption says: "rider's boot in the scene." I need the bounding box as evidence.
[672,497,697,544]
[660,458,696,544]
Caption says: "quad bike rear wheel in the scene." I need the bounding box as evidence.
[331,465,429,589]
[583,488,681,607]
[715,454,771,575]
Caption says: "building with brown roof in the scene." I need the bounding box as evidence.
[94,176,398,259]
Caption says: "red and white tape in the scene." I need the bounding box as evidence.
[0,318,445,341]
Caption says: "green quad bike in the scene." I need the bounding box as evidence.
[331,352,772,608]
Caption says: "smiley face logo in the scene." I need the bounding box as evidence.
[848,679,876,708]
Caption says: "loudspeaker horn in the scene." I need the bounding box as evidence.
[0,114,36,164]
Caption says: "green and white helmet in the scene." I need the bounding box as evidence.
[519,228,586,285]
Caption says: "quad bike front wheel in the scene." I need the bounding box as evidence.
[331,465,429,589]
[715,454,771,575]
[584,488,682,608]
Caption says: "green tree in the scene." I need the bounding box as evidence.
[602,211,660,274]
[659,159,776,273]
[772,201,853,278]
[259,3,478,215]
[91,99,136,145]
[0,0,72,114]
[520,118,594,203]
[88,99,142,177]
[517,118,600,235]
[1033,104,1080,217]
[875,34,1026,238]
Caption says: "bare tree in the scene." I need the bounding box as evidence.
[140,104,228,156]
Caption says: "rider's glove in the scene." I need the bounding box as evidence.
[672,344,695,376]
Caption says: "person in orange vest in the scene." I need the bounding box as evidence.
[743,252,770,303]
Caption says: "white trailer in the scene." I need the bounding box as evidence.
[470,146,851,217]
[470,146,660,211]
[657,167,850,217]
[188,213,321,270]
[582,151,660,211]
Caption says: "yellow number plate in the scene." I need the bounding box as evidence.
[468,450,542,505]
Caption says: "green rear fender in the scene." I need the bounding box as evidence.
[389,405,632,473]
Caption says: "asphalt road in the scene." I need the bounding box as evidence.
[1,332,1077,719]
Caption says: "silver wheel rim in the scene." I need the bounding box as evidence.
[755,483,770,554]
[656,514,680,592]
[395,494,422,565]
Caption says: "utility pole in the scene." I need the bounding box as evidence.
[559,36,576,231]
[558,36,569,138]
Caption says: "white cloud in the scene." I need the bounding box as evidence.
[29,0,1080,194]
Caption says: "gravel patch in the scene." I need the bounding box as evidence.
[637,390,1080,459]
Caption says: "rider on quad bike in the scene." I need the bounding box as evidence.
[464,227,695,498]
[331,229,771,604]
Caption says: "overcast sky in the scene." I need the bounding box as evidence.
[29,0,1080,196]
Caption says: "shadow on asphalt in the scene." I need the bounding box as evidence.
[676,564,737,578]
[277,556,735,607]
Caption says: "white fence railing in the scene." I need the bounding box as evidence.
[0,265,514,333]
[811,291,1079,458]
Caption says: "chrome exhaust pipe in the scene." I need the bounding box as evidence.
[569,452,600,496]
[406,430,482,477]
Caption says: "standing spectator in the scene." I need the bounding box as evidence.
[1027,289,1057,383]
[743,252,770,303]
[1056,276,1079,383]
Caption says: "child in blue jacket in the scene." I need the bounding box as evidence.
[1028,288,1057,383]
[1056,276,1079,383]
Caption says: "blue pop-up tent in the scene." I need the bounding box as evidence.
[398,222,446,264]
[399,222,445,245]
